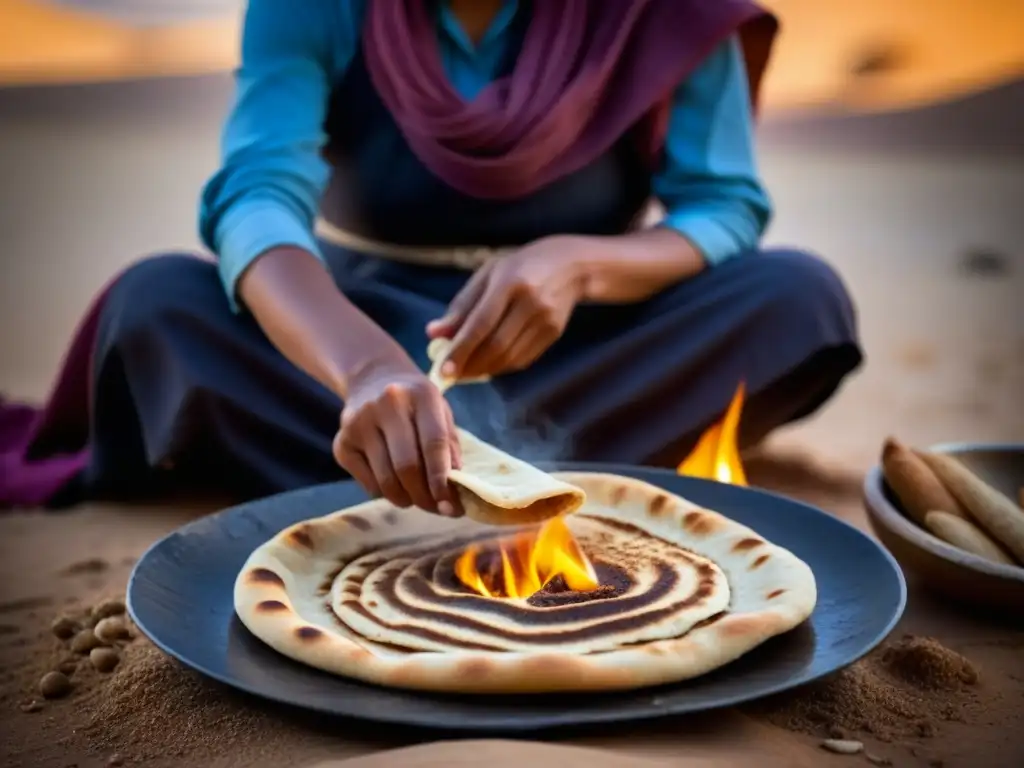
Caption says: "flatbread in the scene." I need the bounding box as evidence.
[426,337,489,393]
[234,472,817,694]
[449,428,585,525]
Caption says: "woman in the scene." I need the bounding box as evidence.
[1,0,861,512]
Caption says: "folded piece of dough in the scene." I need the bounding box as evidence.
[449,428,585,525]
[427,337,490,393]
[425,338,583,525]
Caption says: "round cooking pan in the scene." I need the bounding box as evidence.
[128,463,905,732]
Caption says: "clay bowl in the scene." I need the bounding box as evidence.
[863,442,1024,612]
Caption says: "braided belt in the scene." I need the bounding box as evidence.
[315,219,511,271]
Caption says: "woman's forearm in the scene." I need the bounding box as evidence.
[237,246,410,399]
[576,228,708,304]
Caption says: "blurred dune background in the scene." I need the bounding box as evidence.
[1,0,1022,469]
[2,0,1023,110]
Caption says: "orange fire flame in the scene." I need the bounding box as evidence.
[677,382,748,486]
[455,382,748,599]
[454,516,598,600]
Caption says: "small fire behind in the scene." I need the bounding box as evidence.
[454,516,598,600]
[678,382,748,487]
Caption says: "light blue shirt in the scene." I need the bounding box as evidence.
[200,0,773,307]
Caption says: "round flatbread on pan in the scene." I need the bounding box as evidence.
[234,472,816,694]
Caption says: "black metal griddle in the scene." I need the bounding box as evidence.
[127,463,905,733]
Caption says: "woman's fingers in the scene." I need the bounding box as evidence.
[411,388,459,516]
[336,372,463,515]
[427,262,495,338]
[361,427,414,509]
[445,403,462,470]
[333,431,381,499]
[376,387,437,512]
[462,299,536,376]
[444,277,510,378]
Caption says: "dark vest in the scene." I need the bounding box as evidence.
[320,11,652,248]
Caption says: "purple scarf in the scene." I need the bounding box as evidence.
[1,275,116,507]
[1,0,777,509]
[365,0,777,198]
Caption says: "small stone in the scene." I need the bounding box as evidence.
[820,739,864,755]
[827,724,848,740]
[92,599,126,620]
[94,617,129,644]
[58,660,79,676]
[70,628,101,654]
[916,720,936,738]
[20,699,44,713]
[51,616,79,640]
[108,755,125,767]
[90,646,120,673]
[39,671,72,699]
[866,754,892,766]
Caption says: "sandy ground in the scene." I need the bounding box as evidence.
[2,453,1023,768]
[1,76,1023,768]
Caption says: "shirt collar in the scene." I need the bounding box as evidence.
[437,0,520,57]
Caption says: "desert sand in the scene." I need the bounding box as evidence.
[2,449,1023,768]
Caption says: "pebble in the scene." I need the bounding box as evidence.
[39,671,72,699]
[58,660,79,676]
[820,739,864,755]
[866,754,893,766]
[92,599,126,621]
[70,628,101,654]
[108,754,125,767]
[20,699,44,713]
[90,646,120,673]
[94,616,130,644]
[51,615,79,640]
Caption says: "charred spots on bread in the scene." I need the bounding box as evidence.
[610,485,627,506]
[766,589,786,600]
[732,537,763,552]
[248,568,285,587]
[346,515,372,532]
[317,564,345,596]
[691,611,726,630]
[288,525,314,549]
[648,494,670,516]
[525,571,623,608]
[750,554,771,569]
[382,510,399,525]
[457,658,494,680]
[256,600,288,613]
[683,511,713,535]
[295,626,324,641]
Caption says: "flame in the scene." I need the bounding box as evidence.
[454,516,599,599]
[678,382,748,486]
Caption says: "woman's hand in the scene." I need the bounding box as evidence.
[427,236,588,379]
[333,355,462,516]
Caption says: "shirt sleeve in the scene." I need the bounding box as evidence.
[197,0,362,310]
[652,36,773,267]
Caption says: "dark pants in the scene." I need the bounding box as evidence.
[84,245,861,501]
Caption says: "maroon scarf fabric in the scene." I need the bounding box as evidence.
[364,0,778,199]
